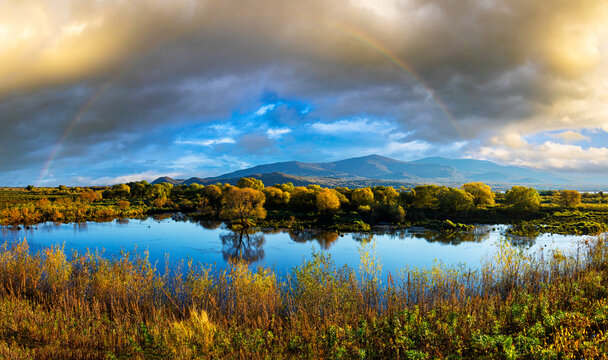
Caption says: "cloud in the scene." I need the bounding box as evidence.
[237,134,275,154]
[311,118,393,134]
[550,130,590,143]
[176,137,236,146]
[76,171,185,186]
[477,140,608,173]
[378,140,432,157]
[2,0,608,184]
[266,128,292,139]
[255,104,276,116]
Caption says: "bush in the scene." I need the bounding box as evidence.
[505,186,541,212]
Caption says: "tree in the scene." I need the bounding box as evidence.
[289,187,316,212]
[111,184,131,198]
[411,185,443,208]
[278,182,295,193]
[220,187,266,227]
[352,188,374,207]
[462,182,495,207]
[79,190,102,203]
[437,188,474,212]
[202,185,222,202]
[237,177,264,190]
[372,186,399,205]
[196,185,222,216]
[554,189,581,207]
[505,186,541,212]
[146,183,172,200]
[262,187,290,209]
[316,189,340,213]
[130,181,148,198]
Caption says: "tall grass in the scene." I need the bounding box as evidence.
[1,236,608,359]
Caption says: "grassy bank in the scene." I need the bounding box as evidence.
[3,185,608,236]
[1,236,608,359]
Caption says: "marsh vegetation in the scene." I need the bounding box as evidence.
[1,181,608,358]
[2,181,607,236]
[1,235,608,358]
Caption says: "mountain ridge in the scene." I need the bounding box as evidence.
[151,154,570,188]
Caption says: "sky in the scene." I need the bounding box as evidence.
[2,0,608,186]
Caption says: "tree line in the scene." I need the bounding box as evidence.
[92,179,587,228]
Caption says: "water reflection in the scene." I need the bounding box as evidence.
[198,220,222,230]
[0,218,590,276]
[347,226,494,246]
[1,220,537,250]
[73,222,89,233]
[288,229,340,249]
[352,233,374,243]
[220,230,266,263]
[410,229,490,245]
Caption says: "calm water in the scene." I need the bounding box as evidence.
[0,216,591,276]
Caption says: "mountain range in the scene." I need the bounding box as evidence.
[151,155,574,189]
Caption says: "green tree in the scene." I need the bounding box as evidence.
[462,182,495,207]
[411,185,443,208]
[289,187,316,212]
[316,189,340,213]
[262,187,290,209]
[111,184,131,199]
[146,183,172,200]
[237,178,264,190]
[352,188,374,207]
[372,186,399,206]
[505,186,541,212]
[200,185,223,214]
[220,187,266,227]
[277,182,295,193]
[129,181,148,198]
[437,188,474,212]
[554,189,581,207]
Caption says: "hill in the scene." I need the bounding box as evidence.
[151,154,570,188]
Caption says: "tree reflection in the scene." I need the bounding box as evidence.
[382,227,493,245]
[198,220,222,230]
[288,230,340,249]
[352,233,374,243]
[220,229,265,263]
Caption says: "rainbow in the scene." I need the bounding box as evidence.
[329,22,465,139]
[36,82,112,186]
[38,20,464,185]
[35,19,212,185]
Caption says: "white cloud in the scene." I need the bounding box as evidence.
[171,154,251,174]
[175,137,235,146]
[550,130,590,143]
[311,118,393,134]
[171,155,216,171]
[477,140,608,172]
[76,171,184,186]
[266,128,292,139]
[381,140,432,155]
[255,104,276,116]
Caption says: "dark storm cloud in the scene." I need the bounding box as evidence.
[1,0,607,184]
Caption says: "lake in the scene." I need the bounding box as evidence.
[0,216,591,277]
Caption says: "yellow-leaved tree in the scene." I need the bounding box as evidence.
[220,187,266,228]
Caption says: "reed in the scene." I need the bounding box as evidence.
[0,235,607,359]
